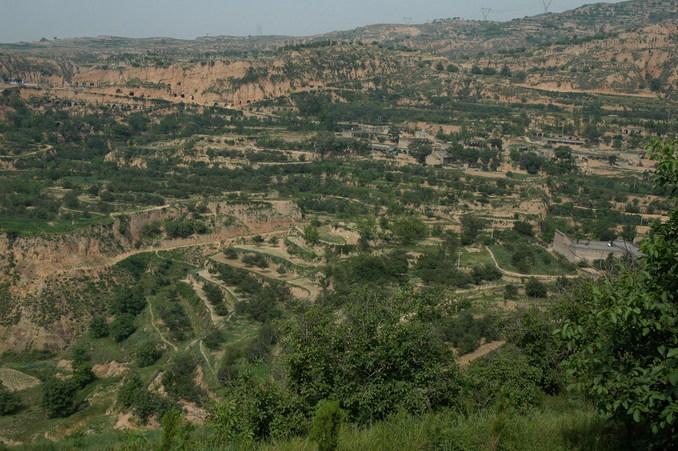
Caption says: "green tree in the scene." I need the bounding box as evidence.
[41,378,78,417]
[111,286,146,316]
[513,221,533,236]
[286,288,459,423]
[621,224,637,243]
[162,353,203,403]
[357,217,376,250]
[110,313,136,342]
[463,348,544,411]
[242,253,269,269]
[525,278,547,298]
[504,284,519,300]
[0,385,20,416]
[391,216,428,245]
[558,140,678,447]
[461,214,486,245]
[203,283,223,305]
[310,400,345,451]
[118,373,145,409]
[159,408,192,451]
[408,141,433,164]
[303,224,320,244]
[72,363,96,389]
[70,344,90,366]
[208,370,308,442]
[89,316,109,338]
[136,341,163,367]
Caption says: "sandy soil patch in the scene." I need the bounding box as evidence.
[56,359,73,372]
[92,361,128,378]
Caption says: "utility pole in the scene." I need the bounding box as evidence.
[481,8,491,21]
[542,0,553,14]
[458,250,462,269]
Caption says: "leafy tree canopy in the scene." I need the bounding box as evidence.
[558,140,678,447]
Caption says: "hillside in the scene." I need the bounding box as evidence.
[1,0,676,61]
[0,1,676,448]
[1,22,676,115]
[319,0,678,56]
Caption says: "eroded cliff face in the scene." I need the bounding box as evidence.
[3,45,411,108]
[475,24,677,95]
[0,201,301,353]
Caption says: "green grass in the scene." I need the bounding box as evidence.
[510,173,541,180]
[0,377,119,445]
[460,248,495,268]
[175,282,211,336]
[317,226,347,244]
[229,246,311,271]
[10,396,616,450]
[489,244,575,276]
[261,398,615,451]
[284,238,317,261]
[0,215,114,236]
[220,318,259,345]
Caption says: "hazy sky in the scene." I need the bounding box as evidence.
[1,0,626,43]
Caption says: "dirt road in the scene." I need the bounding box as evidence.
[458,340,506,366]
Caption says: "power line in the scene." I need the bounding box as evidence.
[542,0,554,13]
[481,8,492,21]
[480,1,551,17]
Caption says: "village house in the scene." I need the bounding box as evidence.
[425,150,452,166]
[544,136,586,146]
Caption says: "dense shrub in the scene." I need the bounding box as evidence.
[525,278,547,298]
[110,313,137,342]
[162,353,204,404]
[88,316,109,338]
[0,385,20,416]
[135,341,163,367]
[41,378,78,417]
[111,286,146,316]
[286,289,460,423]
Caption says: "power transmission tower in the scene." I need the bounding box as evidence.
[542,0,553,13]
[481,8,491,21]
[403,17,413,24]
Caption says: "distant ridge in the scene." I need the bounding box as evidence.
[1,0,676,58]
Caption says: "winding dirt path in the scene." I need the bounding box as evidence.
[196,269,241,311]
[458,340,506,366]
[210,253,318,301]
[198,341,213,374]
[0,144,54,159]
[231,243,312,268]
[62,225,295,275]
[185,275,219,325]
[148,300,177,352]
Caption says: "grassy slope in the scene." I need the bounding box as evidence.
[12,396,616,450]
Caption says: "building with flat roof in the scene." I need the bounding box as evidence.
[552,230,642,263]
